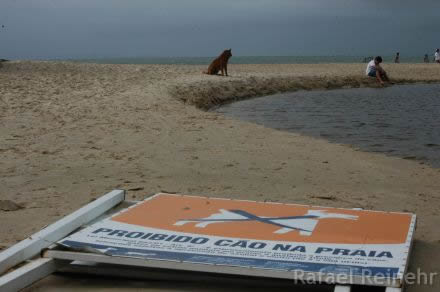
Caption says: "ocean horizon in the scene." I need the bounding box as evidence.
[19,55,432,65]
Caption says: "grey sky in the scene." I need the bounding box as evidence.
[0,0,439,59]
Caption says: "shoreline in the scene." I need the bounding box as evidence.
[166,63,440,109]
[1,61,440,291]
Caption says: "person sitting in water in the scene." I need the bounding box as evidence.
[365,56,390,85]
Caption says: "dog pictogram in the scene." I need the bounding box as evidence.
[175,209,358,236]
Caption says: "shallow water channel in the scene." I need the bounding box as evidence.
[215,84,440,168]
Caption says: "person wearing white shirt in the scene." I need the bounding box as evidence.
[435,49,440,63]
[365,56,390,85]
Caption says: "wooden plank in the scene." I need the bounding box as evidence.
[0,258,69,292]
[60,261,302,287]
[0,189,125,275]
[44,250,293,279]
[399,214,417,288]
[385,288,402,292]
[334,285,351,292]
[43,250,398,287]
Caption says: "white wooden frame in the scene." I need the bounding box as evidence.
[0,189,125,291]
[0,258,68,292]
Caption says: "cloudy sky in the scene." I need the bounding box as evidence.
[0,0,439,59]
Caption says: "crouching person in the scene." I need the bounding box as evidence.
[366,56,390,85]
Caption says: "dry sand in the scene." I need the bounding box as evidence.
[0,61,440,291]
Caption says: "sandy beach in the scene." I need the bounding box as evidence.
[1,61,440,291]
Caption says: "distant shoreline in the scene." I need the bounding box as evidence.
[4,55,433,65]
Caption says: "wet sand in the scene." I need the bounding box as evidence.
[0,61,439,291]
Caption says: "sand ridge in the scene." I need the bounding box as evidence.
[0,61,440,291]
[168,63,440,109]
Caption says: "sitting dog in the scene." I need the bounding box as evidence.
[204,49,232,76]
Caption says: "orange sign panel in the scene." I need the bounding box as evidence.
[113,193,411,245]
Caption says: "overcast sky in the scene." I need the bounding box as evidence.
[0,0,439,59]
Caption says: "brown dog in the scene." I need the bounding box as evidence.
[204,49,232,76]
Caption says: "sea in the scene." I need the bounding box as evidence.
[64,55,427,65]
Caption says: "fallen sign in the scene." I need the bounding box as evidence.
[0,190,416,292]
